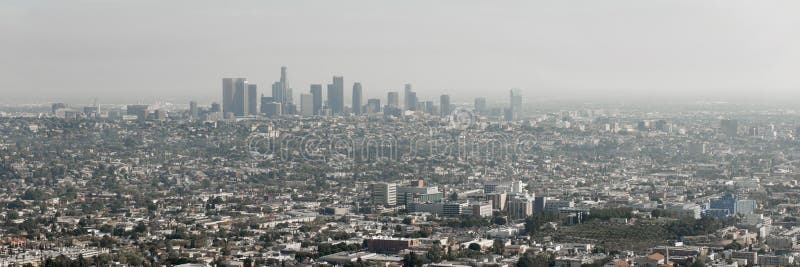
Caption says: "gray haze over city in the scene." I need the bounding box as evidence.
[8,2,800,267]
[2,0,800,105]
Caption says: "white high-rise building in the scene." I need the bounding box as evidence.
[371,183,397,207]
[511,181,527,195]
[507,197,533,219]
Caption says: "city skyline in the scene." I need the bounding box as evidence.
[217,67,523,118]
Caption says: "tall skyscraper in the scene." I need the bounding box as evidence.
[300,93,313,116]
[271,82,283,104]
[384,91,401,117]
[280,66,288,92]
[352,82,363,115]
[222,78,236,115]
[474,97,486,114]
[285,88,293,106]
[327,76,344,115]
[387,92,399,108]
[233,79,248,117]
[508,88,522,121]
[260,95,273,114]
[223,78,247,117]
[404,84,417,111]
[325,85,333,114]
[189,101,198,119]
[247,84,258,115]
[270,66,293,114]
[406,91,417,112]
[510,88,522,112]
[440,94,451,117]
[310,84,323,115]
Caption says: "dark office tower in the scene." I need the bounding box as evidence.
[310,84,323,115]
[189,101,198,119]
[263,102,282,117]
[327,76,344,115]
[260,95,274,114]
[231,79,248,117]
[509,88,522,112]
[366,99,381,114]
[247,84,258,115]
[406,91,417,111]
[274,66,292,113]
[271,82,283,103]
[404,84,417,111]
[474,97,487,114]
[387,92,399,108]
[440,94,451,117]
[222,78,237,115]
[327,84,336,115]
[127,105,149,121]
[280,66,288,92]
[210,102,221,113]
[352,82,363,115]
[534,196,547,212]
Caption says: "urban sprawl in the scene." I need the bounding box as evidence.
[1,67,799,267]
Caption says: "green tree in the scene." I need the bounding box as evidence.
[517,252,553,267]
[468,243,482,251]
[403,251,425,267]
[425,241,443,263]
[492,239,506,254]
[493,216,507,225]
[524,212,561,235]
[724,241,743,251]
[449,192,458,201]
[690,257,706,267]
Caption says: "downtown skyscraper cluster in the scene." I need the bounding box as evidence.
[221,78,255,117]
[221,66,522,119]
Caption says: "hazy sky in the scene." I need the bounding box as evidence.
[2,0,799,104]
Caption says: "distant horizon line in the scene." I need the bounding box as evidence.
[0,95,796,109]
